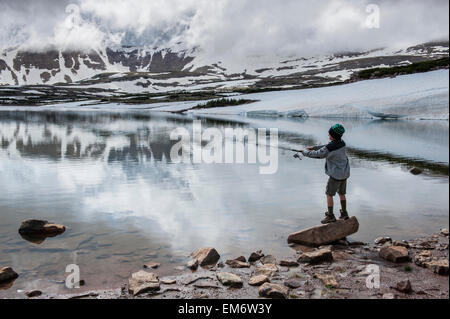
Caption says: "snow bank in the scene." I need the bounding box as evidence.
[188,70,449,120]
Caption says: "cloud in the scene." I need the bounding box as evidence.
[0,0,448,57]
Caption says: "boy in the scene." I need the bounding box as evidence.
[300,124,350,224]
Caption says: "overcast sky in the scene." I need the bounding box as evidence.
[0,0,448,57]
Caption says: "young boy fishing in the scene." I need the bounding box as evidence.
[296,124,350,224]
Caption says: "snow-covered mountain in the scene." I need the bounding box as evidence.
[1,41,448,93]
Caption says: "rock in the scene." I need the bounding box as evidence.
[374,237,392,245]
[25,290,42,298]
[284,278,305,289]
[314,274,339,288]
[0,267,19,284]
[248,275,270,286]
[258,283,289,299]
[249,250,264,263]
[392,241,409,248]
[234,256,247,262]
[414,250,432,267]
[298,248,333,264]
[161,279,176,285]
[409,167,423,175]
[128,271,160,296]
[279,260,299,267]
[288,217,359,246]
[441,228,449,237]
[395,280,412,294]
[426,259,449,275]
[187,259,199,270]
[216,272,243,288]
[255,264,278,276]
[225,260,250,269]
[382,293,396,299]
[260,255,276,264]
[18,219,66,236]
[192,248,220,267]
[379,245,410,263]
[143,262,160,269]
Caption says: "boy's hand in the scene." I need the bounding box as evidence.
[306,147,315,151]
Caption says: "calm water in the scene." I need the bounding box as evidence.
[0,109,448,296]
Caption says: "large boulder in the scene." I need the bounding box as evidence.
[298,248,333,264]
[379,246,410,263]
[287,217,359,246]
[191,248,220,267]
[18,219,66,237]
[426,259,449,275]
[0,267,19,284]
[128,271,160,296]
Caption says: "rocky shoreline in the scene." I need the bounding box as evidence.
[1,220,447,300]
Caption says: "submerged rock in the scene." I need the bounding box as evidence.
[284,278,305,289]
[375,237,393,245]
[128,271,160,296]
[0,267,19,284]
[379,246,410,263]
[191,248,220,267]
[279,260,299,267]
[259,283,289,299]
[409,167,423,175]
[18,219,66,243]
[19,219,66,235]
[186,259,199,271]
[255,264,279,277]
[143,262,160,269]
[288,217,359,246]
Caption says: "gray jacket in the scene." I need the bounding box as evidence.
[303,140,350,181]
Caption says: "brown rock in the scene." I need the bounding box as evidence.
[255,264,278,276]
[234,256,247,262]
[0,267,19,284]
[248,275,270,286]
[216,272,243,288]
[258,283,289,299]
[374,237,392,245]
[441,228,449,237]
[279,260,299,267]
[379,246,410,263]
[128,271,160,296]
[414,250,432,267]
[225,260,250,269]
[395,280,412,294]
[288,217,359,246]
[192,248,220,267]
[187,259,199,270]
[314,274,339,288]
[298,248,333,264]
[249,250,264,262]
[25,290,42,298]
[426,259,449,275]
[18,219,66,236]
[143,262,160,269]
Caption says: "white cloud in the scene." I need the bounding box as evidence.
[0,0,448,56]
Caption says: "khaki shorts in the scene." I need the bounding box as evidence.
[326,177,347,196]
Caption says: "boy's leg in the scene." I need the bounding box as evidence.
[338,180,349,220]
[323,178,337,224]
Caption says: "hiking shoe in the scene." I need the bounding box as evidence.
[339,210,349,220]
[321,213,337,224]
